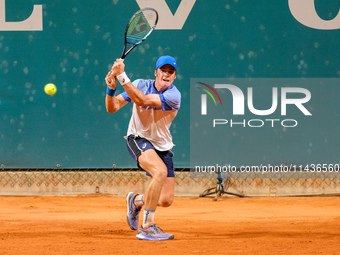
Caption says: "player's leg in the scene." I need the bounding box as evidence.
[125,136,174,240]
[138,149,168,227]
[125,136,169,230]
[136,149,174,241]
[125,136,152,230]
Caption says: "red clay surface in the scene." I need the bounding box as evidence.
[0,195,339,254]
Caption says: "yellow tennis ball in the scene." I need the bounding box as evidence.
[44,83,57,95]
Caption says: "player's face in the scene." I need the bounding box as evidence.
[154,64,176,91]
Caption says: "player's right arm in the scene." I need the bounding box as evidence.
[105,70,128,113]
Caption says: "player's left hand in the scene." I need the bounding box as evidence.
[105,70,117,89]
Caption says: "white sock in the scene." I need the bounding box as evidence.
[142,209,155,228]
[134,194,144,208]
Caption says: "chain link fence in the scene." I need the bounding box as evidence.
[0,168,339,196]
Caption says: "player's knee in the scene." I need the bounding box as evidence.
[159,196,173,207]
[153,167,168,181]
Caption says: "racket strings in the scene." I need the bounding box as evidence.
[126,10,157,44]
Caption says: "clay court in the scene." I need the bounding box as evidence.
[1,194,339,254]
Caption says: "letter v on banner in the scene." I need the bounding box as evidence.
[135,0,196,29]
[0,0,43,31]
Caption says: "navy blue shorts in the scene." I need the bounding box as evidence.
[126,134,175,177]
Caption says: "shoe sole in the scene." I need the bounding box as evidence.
[126,192,138,231]
[136,233,174,241]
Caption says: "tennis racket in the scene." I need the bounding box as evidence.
[121,8,158,59]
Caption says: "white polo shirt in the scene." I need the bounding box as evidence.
[121,79,181,151]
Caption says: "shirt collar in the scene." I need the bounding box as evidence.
[152,80,173,93]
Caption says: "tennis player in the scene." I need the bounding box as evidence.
[105,55,181,241]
